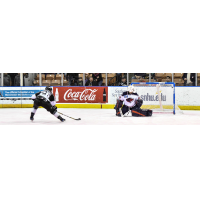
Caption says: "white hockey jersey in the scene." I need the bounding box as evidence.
[31,90,56,106]
[119,94,139,108]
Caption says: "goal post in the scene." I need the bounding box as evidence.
[130,82,177,114]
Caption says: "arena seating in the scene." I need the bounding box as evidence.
[102,74,106,85]
[78,74,84,85]
[154,73,184,85]
[154,73,165,82]
[33,80,39,86]
[162,78,172,82]
[173,78,184,86]
[56,74,64,80]
[42,80,51,86]
[63,79,69,86]
[165,73,172,78]
[174,73,183,79]
[107,73,116,85]
[46,74,55,81]
[31,73,196,87]
[33,74,69,86]
[197,73,200,86]
[131,79,140,83]
[51,80,61,86]
[35,74,45,80]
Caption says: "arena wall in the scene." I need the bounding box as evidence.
[0,86,200,110]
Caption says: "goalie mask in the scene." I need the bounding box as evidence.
[127,85,135,93]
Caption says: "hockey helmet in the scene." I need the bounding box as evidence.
[127,85,135,93]
[45,86,52,92]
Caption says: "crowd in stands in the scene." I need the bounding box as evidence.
[35,73,199,86]
[0,73,199,86]
[0,73,28,86]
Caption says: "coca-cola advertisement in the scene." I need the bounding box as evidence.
[53,87,108,103]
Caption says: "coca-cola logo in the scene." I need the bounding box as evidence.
[64,89,98,101]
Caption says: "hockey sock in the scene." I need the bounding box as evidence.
[54,112,59,118]
[32,108,37,114]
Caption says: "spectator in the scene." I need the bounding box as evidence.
[116,73,122,83]
[8,73,18,86]
[14,73,27,86]
[151,73,155,79]
[85,73,91,84]
[166,76,171,82]
[85,77,97,86]
[119,76,127,86]
[1,73,12,86]
[182,73,196,86]
[92,73,103,86]
[63,73,67,79]
[67,73,79,86]
[14,73,20,86]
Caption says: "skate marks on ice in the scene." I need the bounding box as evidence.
[0,109,200,125]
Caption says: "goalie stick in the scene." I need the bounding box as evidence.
[57,112,81,121]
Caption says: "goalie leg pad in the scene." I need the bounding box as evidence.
[115,99,123,110]
[131,108,153,117]
[136,99,143,108]
[115,99,123,115]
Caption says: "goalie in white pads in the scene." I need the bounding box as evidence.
[114,85,152,117]
[30,86,65,122]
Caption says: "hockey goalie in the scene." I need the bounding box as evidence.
[114,85,153,117]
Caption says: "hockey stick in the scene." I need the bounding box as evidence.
[57,112,81,121]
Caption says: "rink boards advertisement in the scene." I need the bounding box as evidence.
[108,86,173,105]
[0,86,108,108]
[0,87,45,108]
[1,86,200,109]
[52,87,108,103]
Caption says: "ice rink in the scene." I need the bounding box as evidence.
[0,108,200,125]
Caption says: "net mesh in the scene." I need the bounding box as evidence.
[131,83,182,114]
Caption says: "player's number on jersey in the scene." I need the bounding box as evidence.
[40,91,50,99]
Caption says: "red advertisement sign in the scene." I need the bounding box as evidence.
[53,87,108,103]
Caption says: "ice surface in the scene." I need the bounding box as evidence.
[0,108,200,125]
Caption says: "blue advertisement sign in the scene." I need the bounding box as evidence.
[1,90,40,98]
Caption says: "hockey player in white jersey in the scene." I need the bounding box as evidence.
[30,86,65,122]
[114,85,152,117]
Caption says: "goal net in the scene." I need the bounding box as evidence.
[131,82,182,114]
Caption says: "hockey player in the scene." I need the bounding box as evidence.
[30,86,65,122]
[115,85,152,117]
